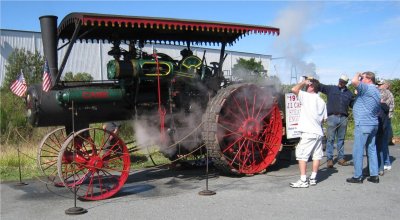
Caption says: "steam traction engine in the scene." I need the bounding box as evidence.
[27,13,282,200]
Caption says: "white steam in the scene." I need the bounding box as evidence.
[132,103,205,158]
[272,2,323,80]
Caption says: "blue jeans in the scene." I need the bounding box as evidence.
[388,118,393,144]
[353,125,378,178]
[376,124,390,171]
[386,119,392,165]
[326,115,348,160]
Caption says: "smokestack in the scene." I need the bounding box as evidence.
[39,15,58,87]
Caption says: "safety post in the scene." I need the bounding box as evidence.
[15,146,28,186]
[65,101,87,215]
[198,147,216,196]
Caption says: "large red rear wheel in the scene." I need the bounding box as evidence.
[57,128,130,200]
[202,83,282,175]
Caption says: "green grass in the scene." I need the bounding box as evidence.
[0,142,171,182]
[0,144,40,182]
[130,151,170,169]
[392,110,400,136]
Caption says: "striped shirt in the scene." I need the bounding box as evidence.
[353,83,381,126]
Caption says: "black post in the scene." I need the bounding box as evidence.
[15,147,28,186]
[65,101,87,215]
[198,148,216,196]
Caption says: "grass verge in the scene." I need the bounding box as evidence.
[0,143,170,182]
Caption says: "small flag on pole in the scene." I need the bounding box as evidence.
[42,60,51,92]
[10,71,27,97]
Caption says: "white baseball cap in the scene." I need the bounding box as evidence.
[376,79,386,85]
[339,74,349,82]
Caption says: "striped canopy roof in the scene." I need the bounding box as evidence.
[57,12,279,45]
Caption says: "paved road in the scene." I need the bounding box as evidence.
[1,141,400,220]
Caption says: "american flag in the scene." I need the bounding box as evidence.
[42,60,51,92]
[10,71,27,97]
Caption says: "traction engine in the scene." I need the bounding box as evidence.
[27,13,282,200]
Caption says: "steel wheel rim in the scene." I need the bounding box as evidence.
[57,128,130,200]
[37,127,67,184]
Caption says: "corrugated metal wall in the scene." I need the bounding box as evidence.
[1,29,271,86]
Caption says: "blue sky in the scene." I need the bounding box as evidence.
[1,0,399,84]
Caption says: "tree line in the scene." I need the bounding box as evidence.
[0,49,93,144]
[1,48,399,145]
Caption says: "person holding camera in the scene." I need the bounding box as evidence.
[346,71,381,184]
[290,77,327,188]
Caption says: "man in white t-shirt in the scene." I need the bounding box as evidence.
[290,77,327,188]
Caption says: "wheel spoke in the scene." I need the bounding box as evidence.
[255,96,269,121]
[221,129,238,137]
[225,106,246,124]
[219,118,240,129]
[42,142,61,155]
[244,95,250,119]
[41,159,58,171]
[239,141,251,170]
[222,135,244,153]
[228,139,246,166]
[232,95,247,121]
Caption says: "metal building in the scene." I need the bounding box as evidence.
[0,29,272,86]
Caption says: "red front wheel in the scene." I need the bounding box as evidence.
[57,128,130,200]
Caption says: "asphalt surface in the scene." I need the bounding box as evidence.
[1,141,400,220]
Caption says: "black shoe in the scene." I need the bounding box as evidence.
[367,176,379,183]
[362,171,370,177]
[362,169,370,177]
[346,177,363,183]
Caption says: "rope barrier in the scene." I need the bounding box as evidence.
[6,119,207,185]
[8,109,355,192]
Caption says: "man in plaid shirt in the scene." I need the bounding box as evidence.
[377,80,395,172]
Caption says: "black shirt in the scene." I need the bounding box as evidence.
[319,84,354,116]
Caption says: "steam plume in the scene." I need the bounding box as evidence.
[272,2,322,80]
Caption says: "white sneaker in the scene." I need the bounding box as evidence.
[290,179,309,188]
[309,178,317,186]
[384,165,392,171]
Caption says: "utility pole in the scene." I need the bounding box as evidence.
[290,64,298,85]
[270,57,285,81]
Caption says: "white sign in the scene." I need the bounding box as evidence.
[285,93,301,139]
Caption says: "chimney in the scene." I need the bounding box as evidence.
[39,15,58,87]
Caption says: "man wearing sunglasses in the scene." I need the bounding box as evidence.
[347,72,381,184]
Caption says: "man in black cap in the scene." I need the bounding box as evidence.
[319,74,354,168]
